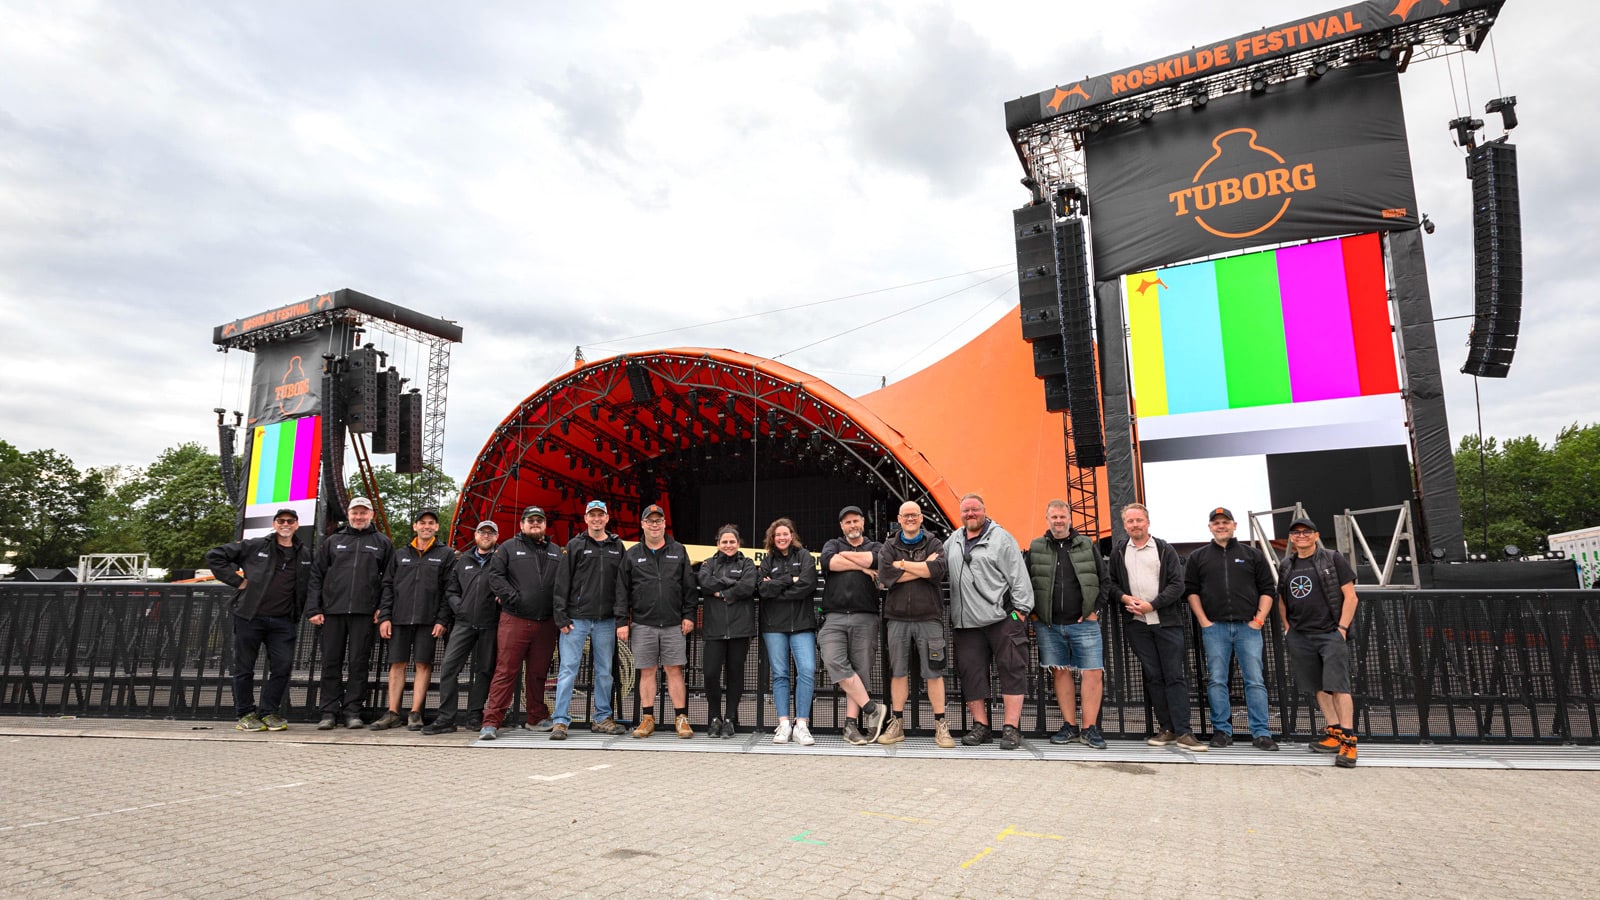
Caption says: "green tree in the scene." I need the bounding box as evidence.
[0,442,105,569]
[345,464,458,546]
[82,465,146,556]
[1454,423,1600,556]
[131,443,237,570]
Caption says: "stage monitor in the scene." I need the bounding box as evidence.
[1124,232,1410,543]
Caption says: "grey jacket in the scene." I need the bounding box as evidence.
[945,520,1034,628]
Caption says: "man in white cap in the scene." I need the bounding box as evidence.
[550,499,628,740]
[424,519,502,734]
[617,504,697,739]
[306,496,393,729]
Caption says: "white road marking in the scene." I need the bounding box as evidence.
[1,783,310,832]
[585,764,611,771]
[527,772,574,782]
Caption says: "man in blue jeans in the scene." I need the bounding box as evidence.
[550,499,628,740]
[1025,499,1116,748]
[1184,507,1279,751]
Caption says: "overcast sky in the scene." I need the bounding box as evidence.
[0,0,1588,489]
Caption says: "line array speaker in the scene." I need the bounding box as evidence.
[395,390,424,474]
[1462,139,1521,378]
[1013,204,1062,342]
[1056,217,1105,467]
[626,362,656,403]
[371,368,402,454]
[342,346,380,433]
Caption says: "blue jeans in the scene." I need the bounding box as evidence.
[762,631,817,721]
[553,618,616,726]
[1200,621,1270,738]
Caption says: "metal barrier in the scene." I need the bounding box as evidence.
[2,583,1597,743]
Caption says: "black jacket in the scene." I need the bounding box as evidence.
[1108,536,1188,628]
[445,545,501,629]
[205,535,312,619]
[877,532,947,622]
[306,525,393,617]
[819,536,883,615]
[619,538,698,627]
[1183,538,1275,623]
[697,551,759,639]
[486,533,561,622]
[379,539,455,626]
[554,531,626,628]
[757,546,818,634]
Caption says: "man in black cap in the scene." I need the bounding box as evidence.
[423,519,502,735]
[479,506,563,740]
[1184,506,1278,750]
[1277,515,1360,767]
[551,499,628,739]
[206,508,313,732]
[306,496,394,729]
[617,504,697,739]
[372,509,454,731]
[818,505,889,745]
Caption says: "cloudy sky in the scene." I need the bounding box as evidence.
[0,0,1587,487]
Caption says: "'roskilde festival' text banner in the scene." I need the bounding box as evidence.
[1083,63,1418,278]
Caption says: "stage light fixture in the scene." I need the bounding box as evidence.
[1486,96,1518,131]
[1449,115,1484,151]
[1421,214,1435,235]
[1377,46,1393,61]
[1444,24,1460,44]
[560,419,570,435]
[1191,89,1208,110]
[1139,105,1154,122]
[1504,545,1520,559]
[1308,60,1329,78]
[589,403,600,420]
[1250,75,1267,94]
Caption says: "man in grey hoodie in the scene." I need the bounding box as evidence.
[945,493,1034,750]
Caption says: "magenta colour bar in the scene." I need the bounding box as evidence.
[1277,240,1361,403]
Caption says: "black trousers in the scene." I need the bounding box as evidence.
[434,624,498,725]
[1126,619,1192,735]
[319,613,376,715]
[702,637,751,723]
[232,614,296,717]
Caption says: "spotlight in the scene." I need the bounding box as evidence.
[1139,105,1155,123]
[1448,115,1483,151]
[560,419,570,435]
[1504,545,1521,559]
[1443,24,1460,44]
[1377,46,1393,61]
[1250,76,1267,94]
[589,403,600,420]
[1421,214,1435,235]
[1486,96,1518,131]
[1190,89,1208,110]
[1308,60,1329,78]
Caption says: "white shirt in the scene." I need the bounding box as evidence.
[1124,538,1163,625]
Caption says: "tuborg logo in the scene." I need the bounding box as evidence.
[274,354,312,417]
[1167,128,1315,240]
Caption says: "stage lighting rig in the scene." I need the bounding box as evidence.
[1421,214,1436,235]
[1449,115,1484,151]
[1485,96,1518,131]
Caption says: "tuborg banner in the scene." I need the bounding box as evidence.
[1082,62,1418,279]
[247,326,339,428]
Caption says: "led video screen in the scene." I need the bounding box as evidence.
[243,415,322,538]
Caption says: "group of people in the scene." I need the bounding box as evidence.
[205,491,1362,767]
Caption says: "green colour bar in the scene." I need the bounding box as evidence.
[1215,251,1292,409]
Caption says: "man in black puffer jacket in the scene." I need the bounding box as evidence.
[305,497,393,730]
[478,506,563,740]
[423,519,502,735]
[550,499,628,740]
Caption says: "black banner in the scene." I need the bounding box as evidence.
[1004,0,1502,130]
[1083,63,1417,277]
[247,326,339,427]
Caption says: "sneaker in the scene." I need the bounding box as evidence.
[550,723,568,741]
[1335,734,1358,768]
[591,717,626,736]
[465,712,483,730]
[1083,724,1107,749]
[1174,733,1208,752]
[1311,725,1344,753]
[422,720,457,735]
[706,717,725,739]
[843,719,868,745]
[1209,732,1232,749]
[961,722,993,746]
[235,713,266,732]
[933,719,956,749]
[1251,735,1280,751]
[1049,723,1080,745]
[261,714,288,731]
[407,712,424,731]
[773,719,793,744]
[632,713,656,739]
[859,701,887,743]
[999,724,1023,750]
[792,720,814,746]
[478,726,498,741]
[369,711,402,731]
[877,716,905,745]
[1146,729,1177,747]
[526,718,555,733]
[675,714,693,739]
[316,714,337,731]
[345,714,365,729]
[721,719,737,739]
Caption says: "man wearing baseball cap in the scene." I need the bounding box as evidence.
[1184,506,1279,750]
[371,509,455,731]
[818,505,889,745]
[617,504,698,739]
[1276,516,1361,767]
[305,496,393,729]
[423,519,502,735]
[550,499,628,739]
[479,506,564,739]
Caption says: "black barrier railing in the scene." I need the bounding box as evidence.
[3,583,1597,743]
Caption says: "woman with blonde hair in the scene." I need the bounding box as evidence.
[757,518,819,745]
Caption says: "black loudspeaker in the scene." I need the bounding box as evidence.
[626,363,656,403]
[1462,139,1521,378]
[395,390,424,474]
[1013,204,1062,342]
[1042,375,1070,413]
[342,346,379,433]
[1056,217,1105,467]
[1032,337,1066,378]
[371,368,402,454]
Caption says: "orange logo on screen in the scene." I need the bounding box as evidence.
[275,354,312,417]
[1389,0,1445,23]
[1046,83,1091,114]
[1166,128,1316,240]
[1134,277,1168,296]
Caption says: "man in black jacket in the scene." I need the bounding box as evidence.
[1184,507,1278,750]
[550,499,628,740]
[1109,504,1204,751]
[423,519,501,735]
[370,509,453,732]
[819,506,889,746]
[877,501,953,748]
[478,507,563,740]
[617,504,697,739]
[306,496,394,729]
[205,508,313,732]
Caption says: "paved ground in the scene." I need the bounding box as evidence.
[1,718,1596,898]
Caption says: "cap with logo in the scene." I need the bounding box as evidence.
[273,508,299,522]
[641,504,666,520]
[475,520,500,533]
[585,500,608,514]
[1208,507,1234,522]
[1288,515,1319,532]
[348,496,374,510]
[838,505,864,521]
[521,506,547,521]
[412,508,440,523]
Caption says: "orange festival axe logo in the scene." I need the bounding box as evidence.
[1134,277,1169,296]
[1390,0,1446,22]
[1046,83,1091,113]
[315,293,334,311]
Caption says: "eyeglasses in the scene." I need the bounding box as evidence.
[273,519,297,525]
[897,513,921,519]
[1289,530,1317,538]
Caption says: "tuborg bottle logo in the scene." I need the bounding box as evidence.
[1167,128,1316,240]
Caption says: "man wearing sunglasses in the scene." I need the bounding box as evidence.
[1277,516,1360,768]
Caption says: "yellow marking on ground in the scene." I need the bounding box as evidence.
[997,824,1065,841]
[959,847,995,869]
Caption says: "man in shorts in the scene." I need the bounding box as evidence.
[617,504,697,739]
[876,501,954,748]
[1277,515,1360,767]
[372,509,454,731]
[946,493,1035,750]
[1026,499,1116,748]
[818,505,888,746]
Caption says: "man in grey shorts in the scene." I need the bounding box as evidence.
[876,501,955,748]
[819,506,889,745]
[617,504,698,739]
[1276,515,1360,767]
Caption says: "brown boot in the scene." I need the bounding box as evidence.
[675,714,694,739]
[877,716,905,744]
[631,713,656,738]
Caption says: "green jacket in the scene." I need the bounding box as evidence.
[1025,530,1111,625]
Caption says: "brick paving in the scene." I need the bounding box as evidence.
[1,718,1596,897]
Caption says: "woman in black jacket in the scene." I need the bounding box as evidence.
[757,517,819,745]
[696,524,759,738]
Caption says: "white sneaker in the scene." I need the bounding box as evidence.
[772,719,792,744]
[793,720,814,746]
